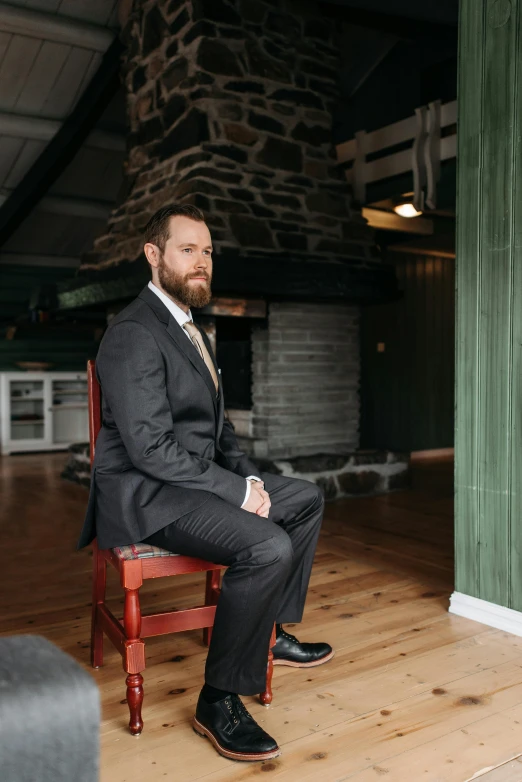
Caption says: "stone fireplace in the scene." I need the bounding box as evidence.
[250,301,360,459]
[61,0,408,497]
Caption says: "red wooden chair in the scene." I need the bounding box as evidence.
[87,359,275,735]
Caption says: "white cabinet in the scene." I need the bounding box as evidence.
[0,371,88,455]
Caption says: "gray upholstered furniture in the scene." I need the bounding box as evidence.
[0,635,100,782]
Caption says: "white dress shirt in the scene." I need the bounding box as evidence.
[147,282,261,507]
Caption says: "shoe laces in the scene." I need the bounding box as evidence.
[278,628,299,644]
[224,695,252,724]
[235,696,254,721]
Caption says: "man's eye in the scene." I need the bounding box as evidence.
[183,248,192,253]
[204,250,212,255]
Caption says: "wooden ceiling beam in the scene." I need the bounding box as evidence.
[0,2,114,52]
[56,253,400,310]
[0,191,113,219]
[362,208,434,235]
[0,111,125,151]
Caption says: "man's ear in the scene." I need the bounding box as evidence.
[144,242,160,268]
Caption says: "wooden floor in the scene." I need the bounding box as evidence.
[2,453,522,782]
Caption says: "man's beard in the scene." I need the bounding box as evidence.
[157,256,212,308]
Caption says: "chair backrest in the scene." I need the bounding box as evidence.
[87,359,101,466]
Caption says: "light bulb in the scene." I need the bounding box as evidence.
[393,203,422,218]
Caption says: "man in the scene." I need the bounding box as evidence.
[78,204,333,762]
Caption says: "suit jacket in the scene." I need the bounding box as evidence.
[77,285,261,550]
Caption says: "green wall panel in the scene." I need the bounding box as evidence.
[510,8,522,612]
[478,0,516,606]
[454,0,484,599]
[455,0,522,608]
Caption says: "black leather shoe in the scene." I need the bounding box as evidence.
[271,625,335,668]
[193,691,281,762]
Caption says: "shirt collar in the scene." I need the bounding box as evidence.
[147,281,193,329]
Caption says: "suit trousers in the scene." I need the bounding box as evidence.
[143,470,325,695]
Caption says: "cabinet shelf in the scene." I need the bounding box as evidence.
[50,404,88,410]
[52,389,87,395]
[11,419,45,425]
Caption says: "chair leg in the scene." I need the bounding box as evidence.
[126,672,144,736]
[202,569,220,647]
[123,583,145,736]
[260,624,276,707]
[90,540,106,669]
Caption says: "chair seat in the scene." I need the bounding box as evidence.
[112,543,180,561]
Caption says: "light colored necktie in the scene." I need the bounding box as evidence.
[183,321,219,394]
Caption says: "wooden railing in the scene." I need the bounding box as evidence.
[335,99,457,210]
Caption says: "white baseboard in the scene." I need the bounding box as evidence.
[449,591,522,637]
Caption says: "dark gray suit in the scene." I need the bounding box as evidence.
[79,284,325,694]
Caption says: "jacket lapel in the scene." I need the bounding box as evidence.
[138,286,220,420]
[216,381,225,441]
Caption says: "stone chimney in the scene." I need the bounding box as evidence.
[74,0,398,459]
[81,0,377,271]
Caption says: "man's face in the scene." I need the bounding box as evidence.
[152,215,213,308]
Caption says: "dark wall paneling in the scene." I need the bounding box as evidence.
[360,251,455,452]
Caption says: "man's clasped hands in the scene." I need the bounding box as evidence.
[243,479,271,518]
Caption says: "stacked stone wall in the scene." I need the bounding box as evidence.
[251,301,360,457]
[81,0,376,271]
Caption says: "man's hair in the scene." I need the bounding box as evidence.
[144,204,205,253]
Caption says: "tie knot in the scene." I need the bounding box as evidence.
[183,321,199,337]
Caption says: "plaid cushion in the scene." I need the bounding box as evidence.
[112,543,180,561]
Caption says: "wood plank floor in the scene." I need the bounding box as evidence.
[2,453,522,782]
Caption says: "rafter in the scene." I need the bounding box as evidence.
[0,2,114,52]
[362,208,433,235]
[0,191,112,219]
[0,111,125,151]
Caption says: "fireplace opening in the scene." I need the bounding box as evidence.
[215,317,264,411]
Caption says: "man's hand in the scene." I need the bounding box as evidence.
[243,480,271,518]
